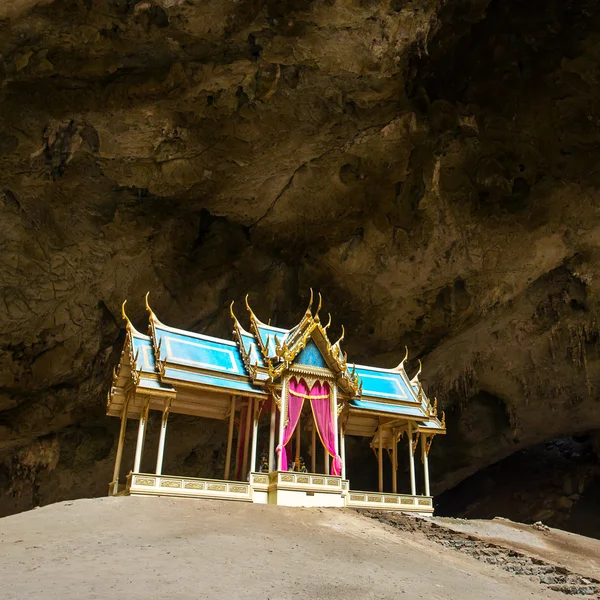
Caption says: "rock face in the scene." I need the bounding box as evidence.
[2,0,600,524]
[437,436,600,538]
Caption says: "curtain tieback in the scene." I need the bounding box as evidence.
[288,391,330,400]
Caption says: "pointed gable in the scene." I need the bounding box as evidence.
[294,339,329,369]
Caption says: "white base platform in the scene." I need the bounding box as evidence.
[265,471,347,508]
[111,472,433,513]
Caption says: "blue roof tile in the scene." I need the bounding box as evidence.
[162,367,267,395]
[349,399,425,417]
[131,334,158,374]
[355,366,416,402]
[154,325,247,376]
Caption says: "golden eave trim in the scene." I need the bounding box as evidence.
[418,426,446,435]
[135,387,177,399]
[159,378,267,399]
[157,359,256,382]
[357,396,427,410]
[286,364,336,379]
[347,407,425,422]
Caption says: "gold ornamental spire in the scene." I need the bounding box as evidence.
[314,292,322,321]
[394,346,409,371]
[410,359,422,384]
[305,288,314,316]
[229,300,241,325]
[121,299,132,330]
[145,291,157,322]
[245,293,261,324]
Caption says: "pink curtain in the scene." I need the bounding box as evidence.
[309,381,342,476]
[276,378,305,470]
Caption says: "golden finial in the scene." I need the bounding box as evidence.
[121,300,131,329]
[229,300,240,325]
[145,291,157,321]
[433,397,438,415]
[402,346,409,366]
[315,292,322,321]
[245,293,258,322]
[305,288,314,316]
[323,313,332,331]
[394,346,409,371]
[441,411,446,428]
[410,359,422,384]
[335,324,345,346]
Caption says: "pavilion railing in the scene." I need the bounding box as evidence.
[125,473,252,501]
[346,490,433,511]
[266,471,346,492]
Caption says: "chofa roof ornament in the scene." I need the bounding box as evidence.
[410,359,422,385]
[305,287,314,316]
[393,346,409,371]
[121,299,132,330]
[314,292,322,322]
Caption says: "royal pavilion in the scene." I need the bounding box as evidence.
[106,291,446,512]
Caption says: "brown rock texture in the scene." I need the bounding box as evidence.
[1,0,600,525]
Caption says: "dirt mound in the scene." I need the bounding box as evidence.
[1,497,596,599]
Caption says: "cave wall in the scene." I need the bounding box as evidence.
[436,435,600,539]
[2,0,600,521]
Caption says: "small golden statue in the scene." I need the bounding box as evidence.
[259,451,269,473]
[299,456,307,473]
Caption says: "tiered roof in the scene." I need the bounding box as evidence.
[107,291,445,434]
[230,291,361,396]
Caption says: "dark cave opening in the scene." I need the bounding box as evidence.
[436,433,600,539]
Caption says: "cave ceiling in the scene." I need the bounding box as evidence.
[2,0,600,513]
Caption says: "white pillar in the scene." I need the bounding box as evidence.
[250,399,259,473]
[155,400,170,475]
[242,398,252,479]
[111,396,129,494]
[224,396,236,479]
[277,378,288,471]
[408,421,416,496]
[133,399,149,473]
[268,397,276,472]
[234,399,243,479]
[332,384,339,456]
[340,425,346,480]
[422,432,431,496]
[392,428,398,494]
[378,427,383,493]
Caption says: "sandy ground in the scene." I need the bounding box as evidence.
[0,497,584,600]
[433,516,600,581]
